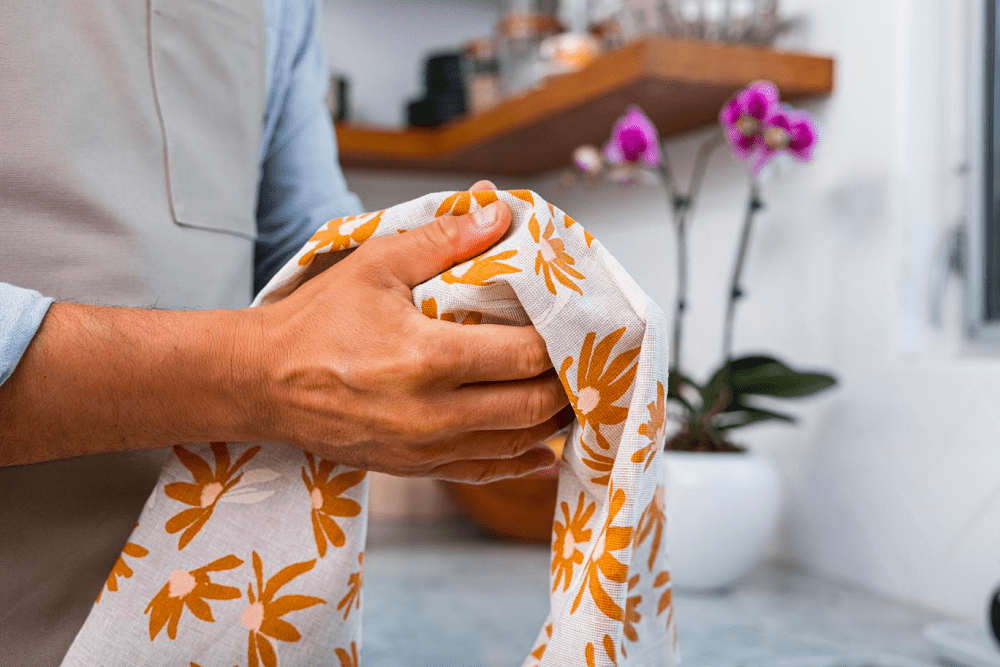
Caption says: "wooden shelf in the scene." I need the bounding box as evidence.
[336,36,834,176]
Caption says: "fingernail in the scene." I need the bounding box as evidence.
[471,202,501,229]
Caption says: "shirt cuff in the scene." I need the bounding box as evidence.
[0,283,54,386]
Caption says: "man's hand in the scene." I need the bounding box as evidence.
[244,180,569,482]
[0,181,571,483]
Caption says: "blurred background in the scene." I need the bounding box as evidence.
[317,1,1000,665]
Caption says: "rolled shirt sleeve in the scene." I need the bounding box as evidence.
[0,283,53,386]
[254,0,363,294]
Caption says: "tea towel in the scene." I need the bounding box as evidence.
[61,189,677,667]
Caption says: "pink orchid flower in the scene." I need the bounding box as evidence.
[753,103,818,174]
[719,81,780,163]
[603,105,662,167]
[720,81,818,177]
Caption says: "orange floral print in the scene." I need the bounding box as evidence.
[530,214,585,296]
[623,573,642,644]
[571,484,633,621]
[559,328,641,450]
[654,569,675,643]
[335,641,360,667]
[551,492,595,592]
[563,212,595,247]
[584,634,618,667]
[243,552,326,667]
[96,539,148,603]
[635,486,666,571]
[579,437,615,486]
[506,189,535,205]
[298,211,383,266]
[144,555,242,641]
[434,189,498,217]
[529,623,552,663]
[336,551,364,620]
[632,381,666,471]
[441,249,521,286]
[420,297,483,325]
[165,443,261,550]
[302,454,366,558]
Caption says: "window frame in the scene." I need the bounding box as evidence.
[968,0,1000,343]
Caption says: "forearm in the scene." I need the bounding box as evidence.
[0,302,263,465]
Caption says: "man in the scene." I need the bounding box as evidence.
[0,1,568,665]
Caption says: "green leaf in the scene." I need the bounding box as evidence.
[712,404,797,430]
[704,354,837,400]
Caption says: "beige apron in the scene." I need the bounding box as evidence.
[0,1,266,664]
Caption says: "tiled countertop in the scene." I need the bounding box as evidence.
[361,520,953,667]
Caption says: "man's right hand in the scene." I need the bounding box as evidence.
[242,196,570,483]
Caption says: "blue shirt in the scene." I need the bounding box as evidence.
[0,0,362,386]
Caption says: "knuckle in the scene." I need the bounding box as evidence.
[523,385,552,425]
[421,216,462,253]
[517,337,549,377]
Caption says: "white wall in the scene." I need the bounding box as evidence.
[325,0,1000,619]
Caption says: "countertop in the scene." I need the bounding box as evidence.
[360,520,954,667]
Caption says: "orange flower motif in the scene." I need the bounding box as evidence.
[96,539,148,603]
[420,297,483,325]
[530,214,585,296]
[434,189,498,217]
[635,485,666,571]
[529,623,552,663]
[571,484,633,621]
[441,249,521,286]
[563,212,595,247]
[584,634,618,667]
[165,443,261,550]
[654,569,675,640]
[335,641,360,667]
[632,381,666,471]
[579,437,615,486]
[298,211,383,266]
[243,552,326,667]
[551,492,595,592]
[301,454,366,558]
[623,573,642,644]
[559,328,641,450]
[144,554,243,641]
[506,189,535,206]
[336,551,364,620]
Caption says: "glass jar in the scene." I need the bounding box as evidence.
[497,12,562,97]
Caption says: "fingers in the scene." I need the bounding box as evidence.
[427,446,557,484]
[435,407,573,463]
[447,371,570,432]
[469,179,497,192]
[364,201,512,288]
[419,320,552,383]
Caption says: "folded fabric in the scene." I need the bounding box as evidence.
[61,189,677,667]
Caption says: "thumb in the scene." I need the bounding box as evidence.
[378,199,512,288]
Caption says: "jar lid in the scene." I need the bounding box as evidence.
[464,37,497,59]
[498,12,563,40]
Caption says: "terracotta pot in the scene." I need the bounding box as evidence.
[442,435,564,542]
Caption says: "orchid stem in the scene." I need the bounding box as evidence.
[659,134,723,375]
[721,180,763,362]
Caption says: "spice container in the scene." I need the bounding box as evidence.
[463,38,501,114]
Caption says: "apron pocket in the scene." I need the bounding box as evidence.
[150,0,266,239]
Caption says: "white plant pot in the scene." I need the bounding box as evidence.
[664,450,784,591]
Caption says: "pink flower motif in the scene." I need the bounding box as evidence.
[603,105,661,167]
[720,81,818,177]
